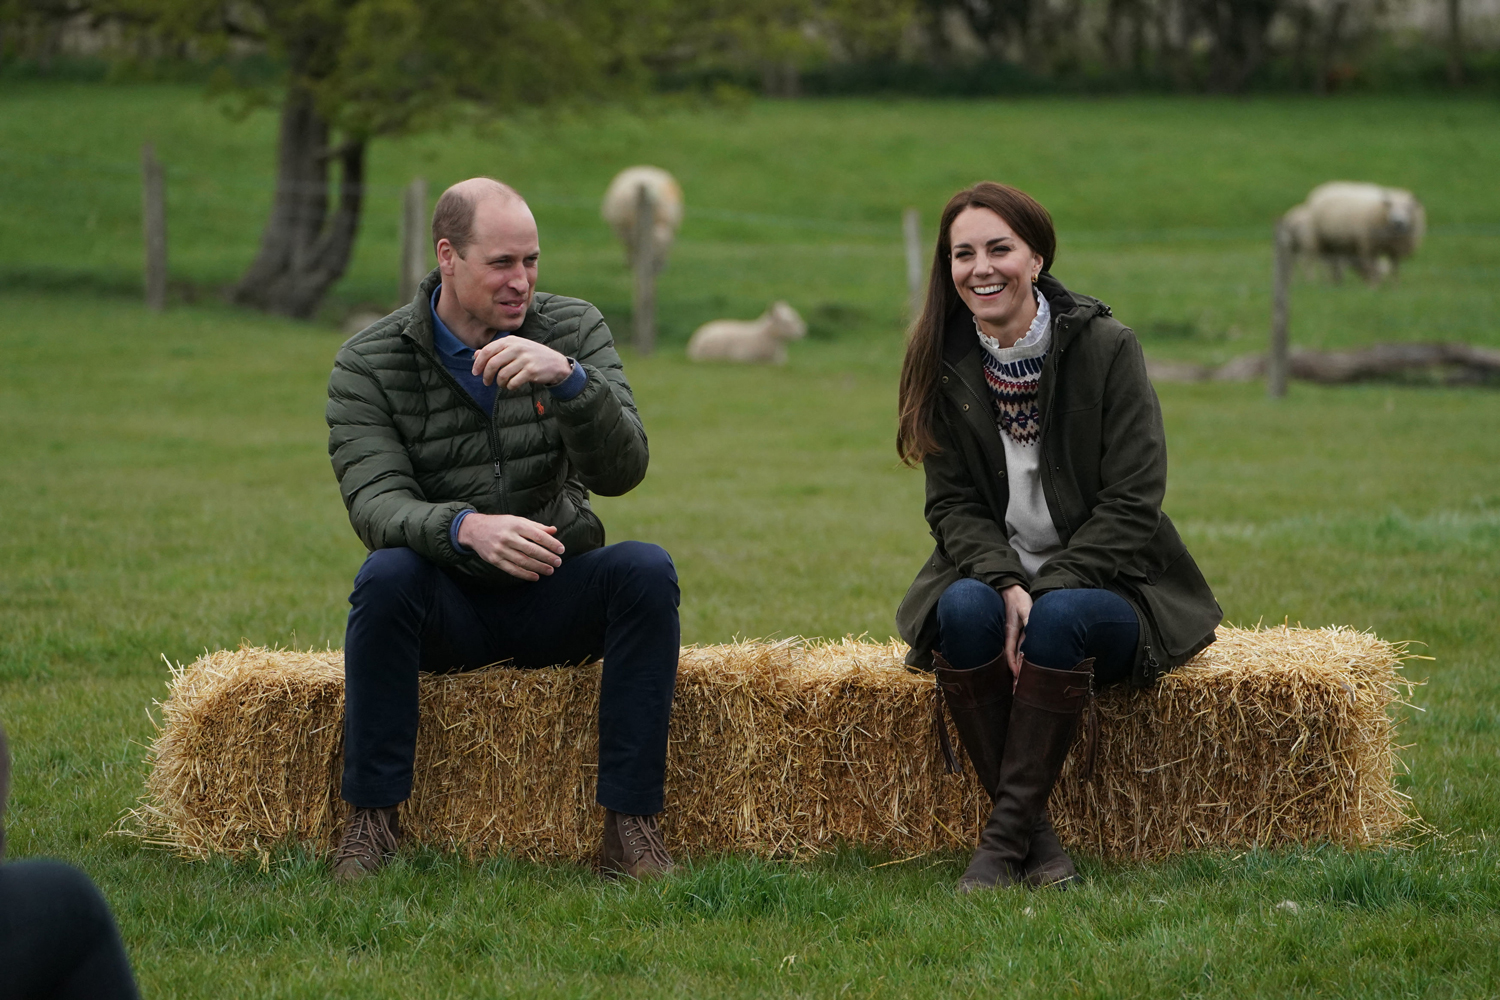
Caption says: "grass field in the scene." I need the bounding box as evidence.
[1,83,1499,997]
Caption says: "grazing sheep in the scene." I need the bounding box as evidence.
[1283,181,1425,284]
[601,166,684,270]
[1280,202,1316,257]
[687,302,807,364]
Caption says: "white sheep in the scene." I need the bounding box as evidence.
[1280,202,1315,256]
[1283,181,1425,284]
[600,166,684,271]
[687,302,807,364]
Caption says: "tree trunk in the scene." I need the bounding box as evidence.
[1102,0,1124,72]
[1206,0,1280,92]
[1156,0,1193,90]
[1447,0,1464,86]
[1315,0,1350,94]
[233,87,366,319]
[1129,1,1148,76]
[1147,343,1500,386]
[1286,343,1500,384]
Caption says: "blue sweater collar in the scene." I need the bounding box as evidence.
[430,285,508,358]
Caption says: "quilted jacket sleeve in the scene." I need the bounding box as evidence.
[547,306,649,497]
[327,346,470,564]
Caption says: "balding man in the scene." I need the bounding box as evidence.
[327,178,678,881]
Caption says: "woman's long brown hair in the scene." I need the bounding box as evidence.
[896,182,1057,465]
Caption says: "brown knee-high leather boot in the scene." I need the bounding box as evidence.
[956,656,1093,893]
[933,651,1010,797]
[934,653,1081,889]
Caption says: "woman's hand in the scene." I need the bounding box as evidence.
[1000,584,1032,682]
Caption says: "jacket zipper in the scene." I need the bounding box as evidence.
[408,335,507,509]
[485,388,505,509]
[1039,330,1074,538]
[1041,302,1112,537]
[489,407,507,509]
[1129,601,1160,684]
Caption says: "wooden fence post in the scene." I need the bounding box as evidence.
[1447,0,1465,86]
[632,183,658,355]
[1268,219,1293,399]
[399,177,428,305]
[141,142,167,312]
[903,207,924,321]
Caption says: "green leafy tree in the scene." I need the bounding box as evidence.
[118,0,670,317]
[677,0,915,95]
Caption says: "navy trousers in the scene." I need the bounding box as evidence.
[935,578,1139,685]
[342,541,680,816]
[0,859,140,1000]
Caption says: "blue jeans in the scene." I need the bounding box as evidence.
[935,579,1138,686]
[343,541,680,815]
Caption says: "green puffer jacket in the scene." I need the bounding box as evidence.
[327,269,648,588]
[896,273,1222,686]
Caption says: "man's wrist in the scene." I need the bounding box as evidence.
[546,359,587,400]
[450,509,474,554]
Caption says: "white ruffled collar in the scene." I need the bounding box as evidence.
[975,287,1050,364]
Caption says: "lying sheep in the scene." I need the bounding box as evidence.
[601,166,684,271]
[1283,181,1425,284]
[687,302,807,364]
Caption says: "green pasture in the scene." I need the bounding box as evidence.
[1,83,1498,997]
[5,83,1500,358]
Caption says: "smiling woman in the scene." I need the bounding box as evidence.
[893,182,1222,895]
[948,192,1054,350]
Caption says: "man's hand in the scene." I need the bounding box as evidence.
[457,513,565,581]
[1000,584,1033,683]
[472,336,572,391]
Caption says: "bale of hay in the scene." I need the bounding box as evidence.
[1047,625,1419,857]
[129,626,1416,863]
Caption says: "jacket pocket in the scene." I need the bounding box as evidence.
[1134,550,1223,660]
[552,485,605,558]
[1123,517,1187,586]
[896,546,960,663]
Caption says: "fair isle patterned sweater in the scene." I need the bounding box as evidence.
[976,289,1063,578]
[977,288,1050,444]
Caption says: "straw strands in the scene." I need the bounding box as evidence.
[127,625,1417,863]
[1047,624,1419,857]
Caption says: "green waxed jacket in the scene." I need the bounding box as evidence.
[896,273,1222,686]
[327,269,648,588]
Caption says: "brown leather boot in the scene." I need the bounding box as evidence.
[1023,813,1078,888]
[933,651,1011,798]
[332,804,401,882]
[934,653,1078,888]
[599,809,675,880]
[957,657,1092,894]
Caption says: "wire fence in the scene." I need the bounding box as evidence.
[7,147,1500,249]
[6,142,1499,366]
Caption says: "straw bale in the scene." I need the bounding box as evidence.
[128,625,1416,863]
[1047,625,1418,857]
